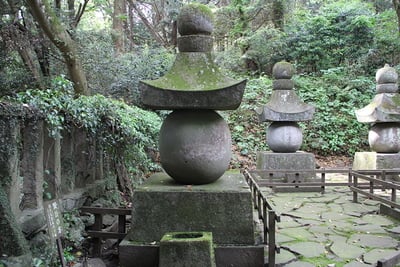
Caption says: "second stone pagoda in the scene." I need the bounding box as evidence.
[256,61,317,187]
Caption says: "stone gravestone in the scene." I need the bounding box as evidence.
[119,4,264,267]
[353,64,400,180]
[255,61,318,191]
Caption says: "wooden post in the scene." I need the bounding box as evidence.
[118,214,126,243]
[57,238,67,267]
[348,168,352,185]
[268,210,276,266]
[92,214,103,256]
[391,188,397,208]
[353,175,358,203]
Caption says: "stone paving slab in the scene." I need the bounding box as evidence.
[363,248,399,264]
[266,185,400,266]
[283,241,325,258]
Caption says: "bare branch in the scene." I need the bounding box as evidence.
[72,0,89,28]
[128,0,169,47]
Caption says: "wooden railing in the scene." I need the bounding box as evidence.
[247,168,400,267]
[80,206,131,256]
[244,170,280,266]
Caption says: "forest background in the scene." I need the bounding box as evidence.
[1,0,400,179]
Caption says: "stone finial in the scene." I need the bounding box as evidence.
[356,64,400,123]
[177,3,214,36]
[139,4,245,110]
[256,61,314,122]
[272,61,295,79]
[375,64,398,94]
[272,61,295,91]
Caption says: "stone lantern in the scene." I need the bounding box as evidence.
[120,4,263,267]
[256,61,317,185]
[353,64,400,179]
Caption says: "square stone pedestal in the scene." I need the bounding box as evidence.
[119,172,264,267]
[256,151,320,192]
[159,232,215,267]
[353,152,400,181]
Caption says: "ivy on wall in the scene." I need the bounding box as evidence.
[3,76,162,183]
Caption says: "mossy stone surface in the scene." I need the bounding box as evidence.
[177,3,214,35]
[126,172,255,245]
[159,232,215,267]
[140,53,246,110]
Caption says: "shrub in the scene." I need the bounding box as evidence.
[285,0,375,73]
[294,67,374,155]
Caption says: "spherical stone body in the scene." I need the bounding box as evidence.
[267,122,303,153]
[369,123,400,153]
[159,110,232,184]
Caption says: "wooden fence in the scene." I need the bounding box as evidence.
[246,168,400,267]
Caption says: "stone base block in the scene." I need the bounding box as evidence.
[119,242,159,267]
[119,171,263,267]
[256,151,321,192]
[256,151,317,182]
[119,240,264,267]
[125,172,255,244]
[353,152,400,181]
[159,232,215,267]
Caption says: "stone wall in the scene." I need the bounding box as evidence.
[0,105,113,261]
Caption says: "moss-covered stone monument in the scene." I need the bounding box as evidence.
[119,4,263,267]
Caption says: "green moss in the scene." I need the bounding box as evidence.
[144,53,238,91]
[183,3,214,22]
[161,232,213,242]
[301,256,347,267]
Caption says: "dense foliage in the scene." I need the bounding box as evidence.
[2,0,400,169]
[225,67,374,168]
[4,76,162,181]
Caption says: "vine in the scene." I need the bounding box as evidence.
[3,76,162,184]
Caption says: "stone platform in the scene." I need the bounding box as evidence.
[262,184,400,266]
[256,152,321,192]
[353,152,400,181]
[119,171,264,267]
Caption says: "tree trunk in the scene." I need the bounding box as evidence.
[272,0,285,30]
[4,1,45,88]
[68,0,75,23]
[171,20,177,48]
[129,1,170,48]
[127,3,136,50]
[112,0,126,56]
[26,0,90,96]
[115,155,133,197]
[393,0,400,34]
[9,23,45,88]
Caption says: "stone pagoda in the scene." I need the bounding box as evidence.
[256,61,317,188]
[120,4,263,267]
[353,64,400,180]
